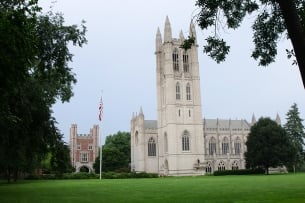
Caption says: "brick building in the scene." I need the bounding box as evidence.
[70,124,99,172]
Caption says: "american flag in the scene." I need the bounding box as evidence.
[98,97,103,121]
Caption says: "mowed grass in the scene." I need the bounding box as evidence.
[1,173,305,203]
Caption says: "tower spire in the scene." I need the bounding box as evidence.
[164,16,172,43]
[251,113,256,125]
[276,113,281,125]
[189,20,197,43]
[156,27,162,52]
[179,30,184,43]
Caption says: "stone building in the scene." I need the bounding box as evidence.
[130,17,280,176]
[70,124,99,172]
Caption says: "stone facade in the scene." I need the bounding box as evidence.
[130,17,281,176]
[70,124,99,172]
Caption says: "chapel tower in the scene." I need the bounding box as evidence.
[156,17,205,175]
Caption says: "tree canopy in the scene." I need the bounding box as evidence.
[194,0,305,88]
[0,0,86,182]
[93,131,130,173]
[284,103,305,172]
[245,117,294,174]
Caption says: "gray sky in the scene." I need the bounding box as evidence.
[41,0,305,144]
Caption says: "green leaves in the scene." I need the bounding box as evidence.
[179,36,196,50]
[204,37,230,63]
[195,0,258,62]
[246,117,294,174]
[0,0,86,181]
[251,7,286,66]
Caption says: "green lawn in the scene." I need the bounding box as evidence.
[1,173,305,203]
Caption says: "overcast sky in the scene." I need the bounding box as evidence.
[41,0,305,144]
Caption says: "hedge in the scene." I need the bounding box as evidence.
[213,168,265,176]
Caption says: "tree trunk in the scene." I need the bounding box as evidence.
[277,0,305,88]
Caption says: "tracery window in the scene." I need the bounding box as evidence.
[182,131,190,151]
[232,161,239,170]
[209,137,216,155]
[218,161,225,171]
[148,137,156,156]
[173,48,179,71]
[186,83,191,100]
[206,162,212,174]
[80,153,88,163]
[222,137,229,155]
[234,137,241,155]
[183,51,189,72]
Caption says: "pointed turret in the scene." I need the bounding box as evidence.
[156,27,162,52]
[139,106,144,118]
[179,30,184,42]
[251,113,256,125]
[276,113,281,125]
[189,20,197,39]
[164,16,172,43]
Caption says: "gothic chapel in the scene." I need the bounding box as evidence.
[130,17,280,176]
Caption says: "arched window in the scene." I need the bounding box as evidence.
[164,133,168,153]
[209,137,216,155]
[183,51,189,72]
[218,161,225,171]
[232,161,239,170]
[186,83,191,100]
[172,48,179,71]
[182,131,190,151]
[148,137,156,156]
[222,137,229,155]
[234,137,241,155]
[176,82,180,100]
[206,162,212,174]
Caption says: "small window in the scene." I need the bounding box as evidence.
[77,144,81,150]
[88,144,93,150]
[164,133,168,153]
[189,109,191,117]
[176,82,180,100]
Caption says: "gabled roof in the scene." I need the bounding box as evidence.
[144,120,157,129]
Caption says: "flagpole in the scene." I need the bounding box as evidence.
[99,124,102,180]
[98,95,103,180]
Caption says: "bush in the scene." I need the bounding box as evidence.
[213,168,265,176]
